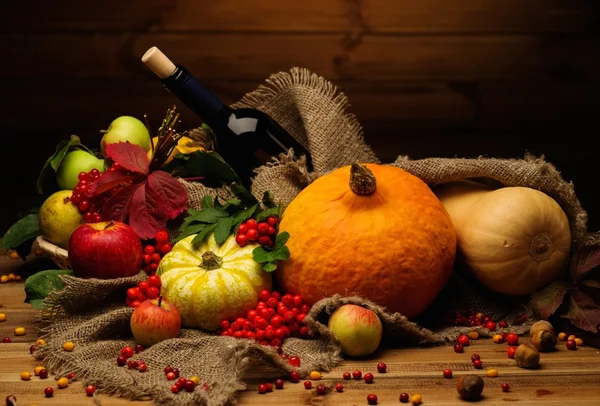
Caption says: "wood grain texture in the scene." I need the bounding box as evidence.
[1,259,600,405]
[3,0,599,33]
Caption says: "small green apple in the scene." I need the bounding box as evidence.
[38,190,85,249]
[55,150,106,190]
[328,304,383,357]
[100,116,151,156]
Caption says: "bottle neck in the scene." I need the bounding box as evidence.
[161,64,227,128]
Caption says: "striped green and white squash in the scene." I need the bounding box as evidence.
[156,233,272,331]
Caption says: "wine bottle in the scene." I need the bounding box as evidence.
[141,46,313,187]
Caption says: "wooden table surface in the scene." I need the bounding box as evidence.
[1,254,600,405]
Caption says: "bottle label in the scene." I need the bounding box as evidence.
[227,114,258,135]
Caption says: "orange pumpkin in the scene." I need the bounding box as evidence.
[277,163,456,319]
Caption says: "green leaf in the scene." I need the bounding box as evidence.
[24,269,74,309]
[214,217,233,245]
[263,262,278,272]
[262,191,277,208]
[252,246,273,263]
[232,204,258,226]
[230,183,259,207]
[201,195,214,209]
[185,207,229,224]
[163,151,241,186]
[256,206,280,223]
[270,245,290,261]
[35,135,94,195]
[529,280,571,320]
[1,214,40,250]
[274,231,290,251]
[176,223,205,242]
[191,223,217,246]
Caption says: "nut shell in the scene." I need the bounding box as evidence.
[515,343,540,368]
[530,320,554,338]
[456,375,484,400]
[532,329,557,352]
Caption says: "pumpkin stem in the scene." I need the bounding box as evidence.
[529,233,553,262]
[350,163,376,195]
[200,251,223,270]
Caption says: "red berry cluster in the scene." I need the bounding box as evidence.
[141,230,172,275]
[71,169,103,223]
[448,310,524,330]
[236,216,278,248]
[125,275,161,308]
[116,344,147,372]
[163,366,209,394]
[217,289,312,354]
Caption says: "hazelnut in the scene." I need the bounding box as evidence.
[532,329,557,352]
[515,343,540,369]
[529,320,554,338]
[457,375,484,400]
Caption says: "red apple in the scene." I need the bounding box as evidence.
[68,221,143,279]
[130,296,181,346]
[327,304,383,357]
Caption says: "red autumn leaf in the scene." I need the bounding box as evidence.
[102,184,141,222]
[105,142,149,175]
[561,289,600,333]
[570,239,600,282]
[128,182,169,239]
[90,169,139,196]
[146,170,188,219]
[529,280,570,320]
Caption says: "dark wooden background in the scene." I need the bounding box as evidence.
[1,0,600,233]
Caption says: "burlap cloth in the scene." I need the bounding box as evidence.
[35,68,593,405]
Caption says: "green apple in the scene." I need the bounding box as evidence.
[100,116,151,156]
[55,150,106,190]
[38,190,85,249]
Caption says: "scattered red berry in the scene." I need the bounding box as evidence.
[166,372,176,380]
[44,387,54,397]
[399,392,409,403]
[454,343,464,353]
[289,356,301,367]
[121,346,134,358]
[507,346,517,359]
[499,320,508,328]
[184,380,195,392]
[457,334,470,346]
[275,379,284,389]
[164,366,173,374]
[443,368,453,378]
[290,371,300,383]
[67,372,76,380]
[265,383,273,392]
[336,383,344,392]
[367,393,378,405]
[85,385,96,396]
[2,337,11,343]
[127,359,139,369]
[473,359,483,369]
[567,340,577,350]
[353,370,362,380]
[377,362,387,373]
[471,353,480,362]
[506,333,519,346]
[501,383,510,392]
[116,356,127,366]
[316,384,326,395]
[138,362,147,372]
[303,381,312,389]
[258,384,267,394]
[135,344,144,353]
[29,345,37,354]
[343,372,351,380]
[364,372,374,383]
[170,384,179,394]
[172,368,180,378]
[486,321,497,331]
[39,369,48,379]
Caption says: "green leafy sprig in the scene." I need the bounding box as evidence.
[177,188,289,272]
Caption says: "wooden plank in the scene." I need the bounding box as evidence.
[3,0,599,33]
[2,33,600,82]
[1,279,600,406]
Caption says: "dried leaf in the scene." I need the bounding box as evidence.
[570,242,600,282]
[128,183,169,239]
[529,280,570,320]
[102,184,140,223]
[146,170,188,219]
[90,170,138,196]
[105,142,149,175]
[561,289,600,333]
